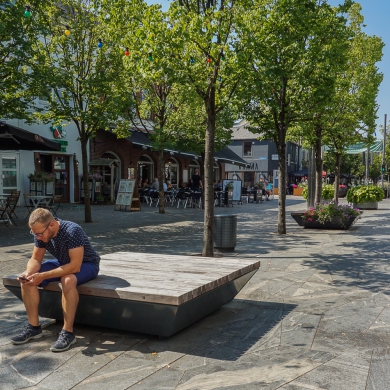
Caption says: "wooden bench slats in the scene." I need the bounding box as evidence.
[3,252,260,305]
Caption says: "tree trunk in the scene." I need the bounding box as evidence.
[158,150,165,214]
[334,152,341,203]
[314,125,323,205]
[202,90,216,257]
[81,129,92,223]
[277,137,286,234]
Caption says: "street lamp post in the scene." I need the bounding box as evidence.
[381,114,387,190]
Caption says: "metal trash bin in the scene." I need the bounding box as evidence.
[214,214,237,251]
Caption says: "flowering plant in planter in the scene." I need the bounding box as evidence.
[88,172,103,181]
[44,172,56,182]
[302,201,361,226]
[28,171,46,182]
[346,185,384,204]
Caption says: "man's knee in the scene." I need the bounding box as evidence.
[61,274,77,293]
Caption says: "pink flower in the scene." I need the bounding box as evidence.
[308,218,312,222]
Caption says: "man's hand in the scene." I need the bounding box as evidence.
[24,272,45,286]
[17,273,30,284]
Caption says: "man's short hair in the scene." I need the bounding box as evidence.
[29,208,55,228]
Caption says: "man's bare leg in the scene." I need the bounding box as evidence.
[61,274,79,333]
[21,284,40,326]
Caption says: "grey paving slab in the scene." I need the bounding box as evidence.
[2,199,390,388]
[366,348,390,390]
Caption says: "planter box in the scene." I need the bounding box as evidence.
[353,202,378,210]
[338,188,347,198]
[291,212,359,230]
[293,187,304,196]
[274,188,279,195]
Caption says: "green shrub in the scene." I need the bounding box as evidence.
[346,185,384,204]
[302,184,334,201]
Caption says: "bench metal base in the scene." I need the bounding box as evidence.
[5,270,256,337]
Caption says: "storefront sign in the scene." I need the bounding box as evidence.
[53,139,68,152]
[271,154,279,160]
[258,156,267,160]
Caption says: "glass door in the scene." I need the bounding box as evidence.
[0,155,18,195]
[53,155,69,202]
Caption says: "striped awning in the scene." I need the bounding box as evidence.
[325,140,383,154]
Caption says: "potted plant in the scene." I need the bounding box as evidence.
[88,172,103,182]
[291,201,361,230]
[339,184,347,198]
[293,182,306,196]
[28,171,46,182]
[225,182,234,191]
[44,172,56,182]
[95,195,106,204]
[302,184,334,201]
[346,185,384,209]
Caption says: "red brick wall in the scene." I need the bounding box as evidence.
[90,129,227,183]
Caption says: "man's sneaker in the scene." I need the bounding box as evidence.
[50,329,76,352]
[12,324,42,345]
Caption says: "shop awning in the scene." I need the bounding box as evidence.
[214,148,249,167]
[324,140,383,154]
[0,122,61,151]
[127,130,248,167]
[127,131,152,149]
[290,168,326,177]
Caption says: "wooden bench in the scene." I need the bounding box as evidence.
[3,252,260,337]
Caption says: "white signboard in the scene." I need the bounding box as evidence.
[271,154,279,160]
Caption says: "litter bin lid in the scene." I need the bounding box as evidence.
[214,214,238,218]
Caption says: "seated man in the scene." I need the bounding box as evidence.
[11,208,100,352]
[150,177,159,191]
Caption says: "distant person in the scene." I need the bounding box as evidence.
[12,208,100,352]
[150,178,159,191]
[166,180,173,190]
[142,178,149,188]
[192,169,203,191]
[266,181,273,200]
[178,179,185,189]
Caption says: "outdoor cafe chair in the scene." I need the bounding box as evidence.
[139,188,150,205]
[241,188,249,204]
[149,190,159,207]
[176,190,189,208]
[0,195,19,226]
[24,194,34,220]
[4,192,20,221]
[48,195,61,217]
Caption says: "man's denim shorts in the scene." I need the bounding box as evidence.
[38,259,99,287]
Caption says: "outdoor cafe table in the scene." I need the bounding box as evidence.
[25,195,53,209]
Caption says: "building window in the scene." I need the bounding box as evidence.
[243,141,252,157]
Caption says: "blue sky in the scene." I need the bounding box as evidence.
[328,0,389,134]
[148,0,388,133]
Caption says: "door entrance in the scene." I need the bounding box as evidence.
[40,154,70,202]
[0,154,18,195]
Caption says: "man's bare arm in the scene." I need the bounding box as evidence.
[26,246,84,286]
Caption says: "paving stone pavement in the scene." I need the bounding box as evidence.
[1,197,390,389]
